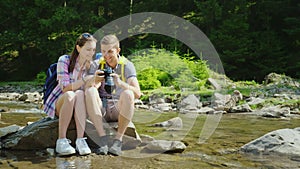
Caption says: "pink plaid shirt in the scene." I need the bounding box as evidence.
[43,55,85,118]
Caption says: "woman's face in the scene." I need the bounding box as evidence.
[101,44,120,68]
[78,41,96,62]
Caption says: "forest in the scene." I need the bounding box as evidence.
[0,0,299,82]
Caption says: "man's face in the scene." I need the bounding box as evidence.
[101,44,120,68]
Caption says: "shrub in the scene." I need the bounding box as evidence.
[138,69,162,90]
[130,48,209,91]
[36,71,46,83]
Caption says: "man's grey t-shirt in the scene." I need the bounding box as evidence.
[89,56,137,99]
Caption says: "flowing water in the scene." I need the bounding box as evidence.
[1,100,300,169]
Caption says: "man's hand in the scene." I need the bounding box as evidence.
[111,73,121,87]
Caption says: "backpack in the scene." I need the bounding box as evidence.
[43,63,58,104]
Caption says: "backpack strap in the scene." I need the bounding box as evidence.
[99,57,106,70]
[99,56,128,81]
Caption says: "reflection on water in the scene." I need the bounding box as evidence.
[56,157,91,169]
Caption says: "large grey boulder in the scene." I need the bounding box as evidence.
[1,117,63,150]
[240,127,300,156]
[0,117,141,150]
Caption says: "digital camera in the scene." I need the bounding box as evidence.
[99,67,115,94]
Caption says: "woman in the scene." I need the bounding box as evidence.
[43,33,97,156]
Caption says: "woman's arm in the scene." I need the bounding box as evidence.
[62,79,85,93]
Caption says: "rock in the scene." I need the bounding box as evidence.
[46,148,55,156]
[0,92,21,101]
[198,107,215,114]
[264,73,300,87]
[83,120,141,150]
[247,97,265,105]
[1,117,68,150]
[274,93,291,99]
[178,94,202,113]
[152,117,183,129]
[140,134,155,146]
[144,140,186,153]
[0,107,9,112]
[0,117,141,150]
[257,106,290,118]
[155,103,172,112]
[229,104,252,113]
[18,94,28,101]
[211,90,243,112]
[149,94,165,105]
[0,124,21,138]
[212,93,231,106]
[207,78,221,90]
[134,99,143,105]
[135,104,149,110]
[241,127,300,156]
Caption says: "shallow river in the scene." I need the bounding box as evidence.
[1,100,300,169]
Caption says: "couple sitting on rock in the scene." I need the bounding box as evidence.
[43,33,141,156]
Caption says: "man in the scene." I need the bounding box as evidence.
[85,34,141,156]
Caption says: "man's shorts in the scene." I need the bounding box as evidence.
[101,98,119,122]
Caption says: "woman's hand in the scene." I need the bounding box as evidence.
[95,70,105,83]
[82,75,94,88]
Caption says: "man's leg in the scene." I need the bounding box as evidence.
[115,89,135,141]
[108,89,134,156]
[85,87,106,136]
[85,87,108,155]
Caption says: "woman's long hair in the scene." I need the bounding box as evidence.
[69,33,97,73]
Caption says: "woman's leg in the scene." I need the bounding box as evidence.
[55,91,76,139]
[73,90,91,155]
[74,90,86,138]
[55,91,77,155]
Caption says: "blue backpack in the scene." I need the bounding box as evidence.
[43,63,58,104]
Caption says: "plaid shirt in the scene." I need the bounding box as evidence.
[43,55,85,118]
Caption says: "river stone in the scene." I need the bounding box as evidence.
[228,104,252,113]
[0,124,21,138]
[240,127,300,156]
[151,117,183,128]
[198,107,215,114]
[178,94,202,113]
[258,106,290,118]
[144,140,186,153]
[0,117,141,150]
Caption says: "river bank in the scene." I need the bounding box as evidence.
[1,103,300,168]
[1,73,300,168]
